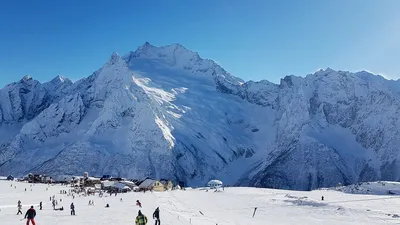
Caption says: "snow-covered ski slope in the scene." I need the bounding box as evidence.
[333,181,400,195]
[1,181,400,224]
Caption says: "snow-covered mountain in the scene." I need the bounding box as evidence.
[1,43,400,190]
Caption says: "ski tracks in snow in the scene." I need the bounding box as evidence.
[155,191,240,225]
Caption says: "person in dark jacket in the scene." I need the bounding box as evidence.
[136,200,142,208]
[17,203,23,215]
[39,202,42,210]
[70,203,75,215]
[136,210,148,225]
[24,206,36,225]
[153,207,160,225]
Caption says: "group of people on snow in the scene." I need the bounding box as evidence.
[16,200,160,225]
[135,207,161,225]
[12,183,163,225]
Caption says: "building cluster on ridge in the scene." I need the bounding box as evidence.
[3,172,182,193]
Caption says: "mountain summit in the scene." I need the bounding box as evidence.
[1,43,400,190]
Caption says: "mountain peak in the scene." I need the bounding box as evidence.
[21,75,33,82]
[123,42,243,85]
[128,42,199,61]
[132,42,156,56]
[105,52,124,67]
[110,52,120,61]
[314,67,336,75]
[141,41,153,49]
[50,75,72,85]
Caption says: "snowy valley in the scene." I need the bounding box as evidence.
[1,42,400,190]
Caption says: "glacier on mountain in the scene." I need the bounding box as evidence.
[1,43,400,190]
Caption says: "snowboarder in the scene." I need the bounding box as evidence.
[105,203,110,208]
[321,196,324,201]
[24,206,36,225]
[136,210,148,225]
[153,207,160,225]
[17,203,23,215]
[70,203,75,215]
[39,202,42,210]
[136,200,142,208]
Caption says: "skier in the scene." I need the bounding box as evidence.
[136,200,142,208]
[24,206,36,225]
[52,200,56,209]
[17,203,23,215]
[120,198,123,202]
[39,202,42,210]
[153,207,160,225]
[135,210,148,225]
[70,203,75,215]
[321,196,324,201]
[105,203,110,208]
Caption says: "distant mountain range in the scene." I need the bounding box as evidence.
[1,42,400,190]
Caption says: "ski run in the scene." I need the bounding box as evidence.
[1,181,400,224]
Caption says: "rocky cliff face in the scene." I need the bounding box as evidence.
[1,43,400,190]
[230,69,400,190]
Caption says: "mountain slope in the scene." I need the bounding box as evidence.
[1,43,400,190]
[235,70,400,190]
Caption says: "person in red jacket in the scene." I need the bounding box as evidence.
[24,206,36,225]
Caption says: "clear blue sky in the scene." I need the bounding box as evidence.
[1,0,399,87]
